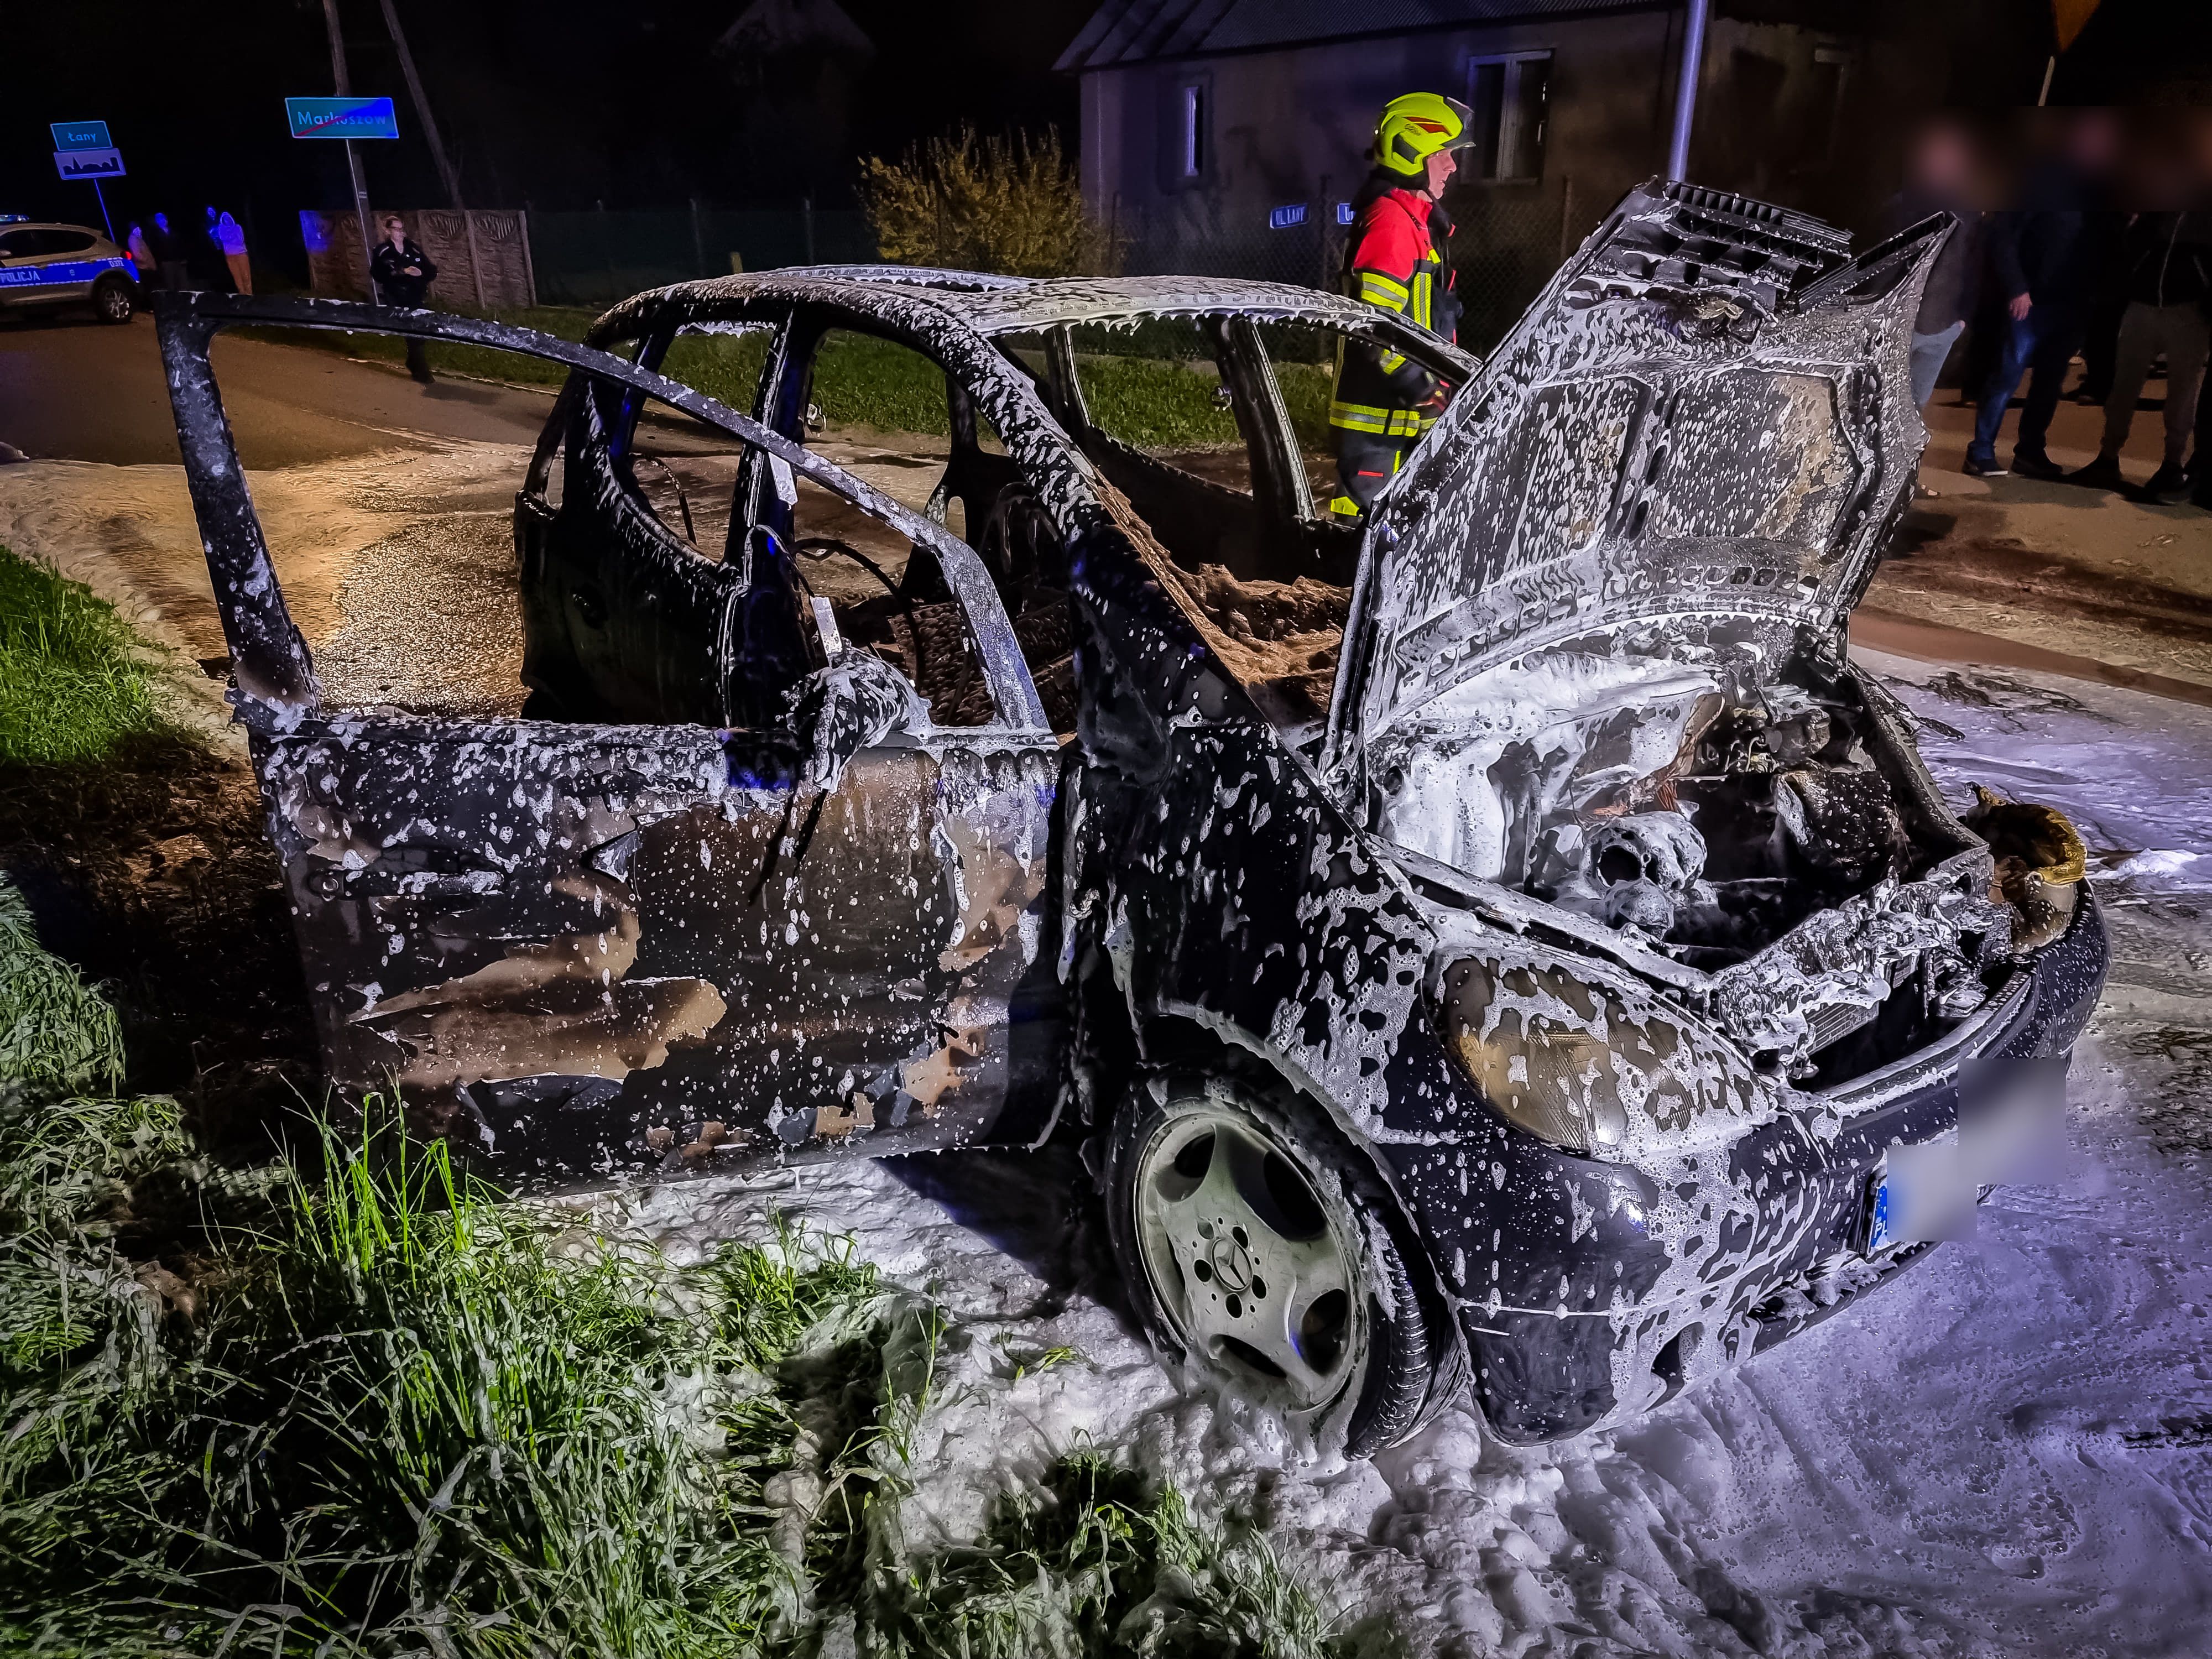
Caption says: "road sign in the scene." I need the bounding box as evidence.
[51,120,112,151]
[285,96,399,140]
[53,148,124,181]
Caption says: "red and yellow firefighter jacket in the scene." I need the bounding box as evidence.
[1329,185,1457,442]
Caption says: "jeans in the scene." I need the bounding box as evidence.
[2103,301,2210,468]
[1910,321,1965,409]
[1969,303,2086,463]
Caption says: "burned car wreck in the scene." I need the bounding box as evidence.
[157,179,2106,1456]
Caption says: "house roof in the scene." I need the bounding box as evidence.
[1053,0,1662,70]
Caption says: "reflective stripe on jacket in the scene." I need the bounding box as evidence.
[1330,184,1453,438]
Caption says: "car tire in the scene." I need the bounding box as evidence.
[91,276,135,325]
[1104,1068,1463,1458]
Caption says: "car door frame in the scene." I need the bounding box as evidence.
[153,290,1056,1179]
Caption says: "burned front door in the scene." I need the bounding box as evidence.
[156,292,1059,1180]
[267,721,1056,1175]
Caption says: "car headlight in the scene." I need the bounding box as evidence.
[1434,955,1763,1156]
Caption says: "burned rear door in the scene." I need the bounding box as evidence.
[155,291,1059,1178]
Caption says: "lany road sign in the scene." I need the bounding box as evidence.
[285,97,400,140]
[50,119,121,239]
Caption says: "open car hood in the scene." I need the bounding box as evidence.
[1328,181,1950,755]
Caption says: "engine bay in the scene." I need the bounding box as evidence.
[1364,646,2056,1081]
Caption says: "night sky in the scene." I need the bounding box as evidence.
[6,1,2200,276]
[5,0,1095,269]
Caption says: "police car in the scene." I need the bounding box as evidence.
[0,216,138,323]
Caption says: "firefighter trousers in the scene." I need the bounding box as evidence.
[1328,427,1417,520]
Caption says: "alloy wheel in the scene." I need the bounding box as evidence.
[1131,1100,1362,1408]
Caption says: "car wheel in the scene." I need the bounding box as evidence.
[1105,1071,1462,1457]
[92,276,134,325]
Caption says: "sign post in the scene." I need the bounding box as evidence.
[285,96,399,300]
[50,121,119,241]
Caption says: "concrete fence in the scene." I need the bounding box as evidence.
[301,208,537,311]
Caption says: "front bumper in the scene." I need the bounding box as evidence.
[1383,885,2109,1443]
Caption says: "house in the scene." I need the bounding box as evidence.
[1056,1,1957,349]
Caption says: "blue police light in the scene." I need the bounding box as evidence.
[0,215,28,224]
[1268,203,1308,231]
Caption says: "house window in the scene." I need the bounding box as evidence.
[1467,51,1552,181]
[1180,82,1207,179]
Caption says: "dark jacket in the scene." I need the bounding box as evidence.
[1985,159,2119,310]
[371,236,436,306]
[1882,192,1984,332]
[2119,212,2212,311]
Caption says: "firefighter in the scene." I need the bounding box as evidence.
[1328,92,1473,521]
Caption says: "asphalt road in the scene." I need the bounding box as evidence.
[0,310,556,467]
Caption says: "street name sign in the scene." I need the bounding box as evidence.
[285,97,400,140]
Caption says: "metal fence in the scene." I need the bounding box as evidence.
[526,206,875,307]
[1112,176,1575,357]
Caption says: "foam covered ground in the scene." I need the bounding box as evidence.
[582,654,2212,1658]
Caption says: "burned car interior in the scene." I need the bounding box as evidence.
[155,179,2107,1452]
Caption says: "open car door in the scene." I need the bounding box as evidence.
[155,292,1059,1182]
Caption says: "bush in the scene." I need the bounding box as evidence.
[0,547,170,767]
[860,126,1116,279]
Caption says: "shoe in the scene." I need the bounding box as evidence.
[2011,449,2063,480]
[2142,463,2189,499]
[2064,453,2126,490]
[1962,452,2007,478]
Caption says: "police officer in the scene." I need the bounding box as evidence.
[1328,92,1473,521]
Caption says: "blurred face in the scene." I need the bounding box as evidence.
[2068,110,2120,174]
[383,219,404,242]
[1424,147,1459,196]
[1911,126,1973,197]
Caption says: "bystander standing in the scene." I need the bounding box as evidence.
[2064,209,2210,500]
[147,212,190,291]
[1885,119,1987,410]
[1965,113,2124,479]
[207,206,252,295]
[370,214,438,384]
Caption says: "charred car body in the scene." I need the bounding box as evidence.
[158,181,2105,1455]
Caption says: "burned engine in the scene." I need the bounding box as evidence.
[1364,648,2053,1081]
[1369,653,1919,962]
[1529,682,1917,967]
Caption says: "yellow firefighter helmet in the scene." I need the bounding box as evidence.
[1373,91,1477,178]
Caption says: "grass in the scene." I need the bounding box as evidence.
[0,547,173,768]
[0,877,122,1095]
[0,871,1380,1657]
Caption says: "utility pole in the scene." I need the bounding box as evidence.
[1664,0,1711,182]
[320,0,379,299]
[377,0,486,307]
[378,0,463,210]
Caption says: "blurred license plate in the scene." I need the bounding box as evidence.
[1864,1167,1897,1255]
